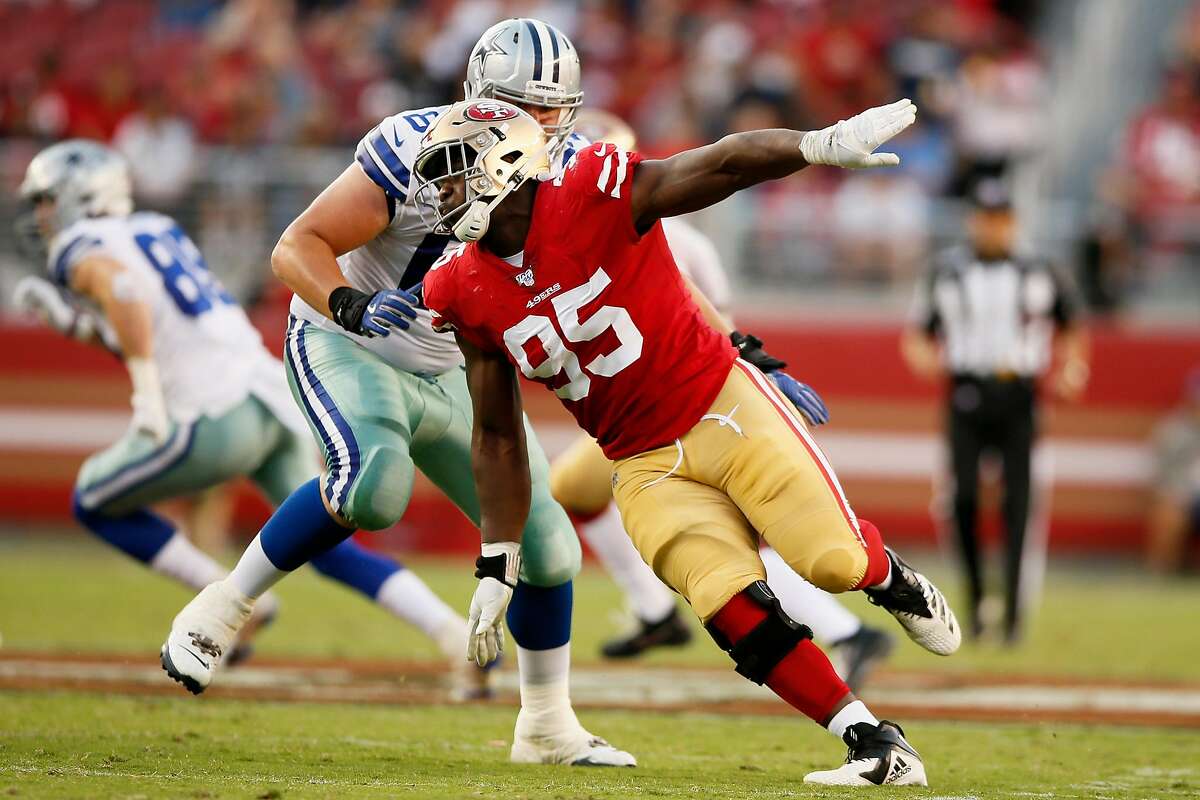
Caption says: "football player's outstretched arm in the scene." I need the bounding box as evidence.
[69,255,169,443]
[460,334,528,666]
[630,99,916,233]
[272,165,392,318]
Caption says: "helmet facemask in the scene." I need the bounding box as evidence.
[413,101,559,243]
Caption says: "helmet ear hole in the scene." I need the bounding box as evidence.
[500,151,522,164]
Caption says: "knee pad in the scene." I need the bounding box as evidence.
[518,505,582,587]
[808,546,867,594]
[705,581,813,685]
[340,446,412,531]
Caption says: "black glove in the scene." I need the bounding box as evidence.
[730,330,787,372]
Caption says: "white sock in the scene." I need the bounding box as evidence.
[149,532,227,590]
[375,569,458,641]
[579,504,676,623]
[225,535,288,599]
[514,643,579,737]
[760,547,862,643]
[826,700,879,740]
[874,558,893,590]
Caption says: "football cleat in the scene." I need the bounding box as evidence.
[828,625,895,692]
[863,548,961,656]
[160,580,253,695]
[600,607,692,659]
[510,725,638,767]
[804,721,928,786]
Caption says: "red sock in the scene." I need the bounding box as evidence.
[709,590,850,725]
[852,518,891,590]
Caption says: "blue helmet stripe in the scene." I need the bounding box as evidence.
[546,23,561,83]
[524,19,543,81]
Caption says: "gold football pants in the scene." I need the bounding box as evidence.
[611,360,868,621]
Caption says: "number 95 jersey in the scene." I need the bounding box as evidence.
[424,143,735,460]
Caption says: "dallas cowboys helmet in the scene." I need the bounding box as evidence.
[464,18,583,140]
[19,139,133,239]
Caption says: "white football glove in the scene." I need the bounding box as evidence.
[127,357,170,445]
[13,275,122,352]
[800,98,917,169]
[467,541,521,667]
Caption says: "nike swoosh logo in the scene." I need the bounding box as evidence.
[180,647,210,670]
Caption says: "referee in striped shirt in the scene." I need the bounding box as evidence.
[901,181,1090,643]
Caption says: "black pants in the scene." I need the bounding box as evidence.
[947,375,1036,639]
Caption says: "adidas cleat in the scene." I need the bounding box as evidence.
[864,547,961,656]
[804,720,927,786]
[160,580,253,694]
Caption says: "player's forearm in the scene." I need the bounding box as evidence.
[636,131,809,227]
[93,291,153,360]
[271,226,352,319]
[473,436,530,545]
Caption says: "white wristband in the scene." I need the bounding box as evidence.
[481,541,522,586]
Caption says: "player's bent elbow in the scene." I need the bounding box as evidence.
[269,232,299,285]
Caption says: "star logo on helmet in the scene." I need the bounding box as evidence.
[472,30,508,73]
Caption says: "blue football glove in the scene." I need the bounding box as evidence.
[329,287,418,338]
[768,370,830,426]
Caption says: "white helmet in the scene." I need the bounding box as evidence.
[19,139,133,239]
[413,99,555,243]
[464,18,583,141]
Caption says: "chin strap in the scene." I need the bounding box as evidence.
[453,133,563,243]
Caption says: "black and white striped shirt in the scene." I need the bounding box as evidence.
[912,246,1077,377]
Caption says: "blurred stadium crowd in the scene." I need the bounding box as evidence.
[0,0,1198,308]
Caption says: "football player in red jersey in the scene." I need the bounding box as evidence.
[418,99,960,786]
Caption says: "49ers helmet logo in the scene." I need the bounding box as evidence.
[465,101,519,122]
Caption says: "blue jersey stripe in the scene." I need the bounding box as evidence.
[356,146,405,202]
[369,129,412,188]
[525,20,543,81]
[52,235,101,285]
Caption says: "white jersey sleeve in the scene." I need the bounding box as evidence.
[46,212,274,424]
[660,217,733,315]
[354,105,448,204]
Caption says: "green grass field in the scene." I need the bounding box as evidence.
[3,693,1197,800]
[2,533,1199,799]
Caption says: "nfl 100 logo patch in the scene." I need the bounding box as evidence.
[515,268,535,287]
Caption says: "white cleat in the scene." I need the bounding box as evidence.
[510,720,637,767]
[160,580,253,695]
[864,547,961,656]
[804,721,928,786]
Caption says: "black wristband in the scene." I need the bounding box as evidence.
[731,330,787,372]
[475,553,518,588]
[328,286,372,334]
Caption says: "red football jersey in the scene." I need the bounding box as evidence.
[424,143,736,460]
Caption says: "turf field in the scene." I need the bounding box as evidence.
[2,533,1199,799]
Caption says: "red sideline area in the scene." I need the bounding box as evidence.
[2,310,1197,555]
